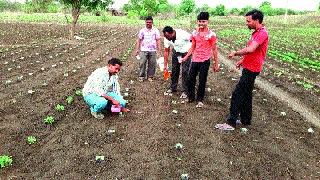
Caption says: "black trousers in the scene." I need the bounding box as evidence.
[228,68,259,125]
[187,60,210,102]
[170,49,191,92]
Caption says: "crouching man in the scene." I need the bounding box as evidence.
[82,58,130,119]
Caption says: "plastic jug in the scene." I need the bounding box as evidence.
[111,105,121,113]
[163,69,171,81]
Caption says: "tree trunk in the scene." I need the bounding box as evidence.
[70,2,80,39]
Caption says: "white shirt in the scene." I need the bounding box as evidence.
[164,29,192,53]
[82,67,121,97]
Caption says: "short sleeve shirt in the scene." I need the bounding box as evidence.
[191,29,217,62]
[242,26,269,72]
[138,27,161,52]
[163,29,192,53]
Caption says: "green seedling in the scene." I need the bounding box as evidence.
[75,89,82,96]
[66,96,74,104]
[55,104,65,111]
[43,116,54,124]
[0,155,13,169]
[27,136,37,145]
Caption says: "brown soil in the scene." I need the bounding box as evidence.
[1,23,320,179]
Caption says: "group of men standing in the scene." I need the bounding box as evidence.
[82,9,269,130]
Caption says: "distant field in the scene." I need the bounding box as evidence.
[0,12,319,92]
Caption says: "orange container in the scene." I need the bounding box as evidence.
[163,70,171,81]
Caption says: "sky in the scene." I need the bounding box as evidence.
[9,0,319,11]
[110,0,319,11]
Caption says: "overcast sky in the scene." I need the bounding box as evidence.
[9,0,319,11]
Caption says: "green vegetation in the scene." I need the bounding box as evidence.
[55,104,65,112]
[0,155,13,169]
[27,136,37,145]
[43,116,55,124]
[66,96,74,104]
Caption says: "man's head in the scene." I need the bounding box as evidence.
[107,58,122,75]
[197,12,209,29]
[145,16,153,29]
[245,9,264,29]
[162,26,176,41]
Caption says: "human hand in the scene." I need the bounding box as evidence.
[179,56,186,64]
[236,60,243,69]
[228,51,236,59]
[213,63,220,72]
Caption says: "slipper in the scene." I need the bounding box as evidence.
[215,123,235,131]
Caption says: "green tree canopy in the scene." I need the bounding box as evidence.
[178,0,195,16]
[59,0,113,38]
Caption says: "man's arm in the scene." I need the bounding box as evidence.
[180,39,196,63]
[212,42,219,72]
[134,38,142,56]
[228,41,259,58]
[101,93,120,106]
[156,38,161,55]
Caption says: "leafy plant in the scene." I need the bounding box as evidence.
[66,96,74,104]
[75,89,82,96]
[0,155,13,169]
[27,136,37,145]
[55,104,65,111]
[43,116,54,124]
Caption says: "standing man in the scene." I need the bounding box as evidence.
[216,9,269,130]
[83,58,130,119]
[163,26,192,99]
[135,16,161,82]
[180,12,219,108]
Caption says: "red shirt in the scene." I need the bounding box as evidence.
[242,26,269,72]
[191,29,217,62]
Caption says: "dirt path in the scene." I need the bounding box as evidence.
[219,54,320,127]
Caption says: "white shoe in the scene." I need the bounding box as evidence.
[180,92,187,99]
[91,111,104,119]
[196,102,204,108]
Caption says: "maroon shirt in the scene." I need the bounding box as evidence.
[242,26,269,72]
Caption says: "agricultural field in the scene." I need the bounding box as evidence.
[0,14,320,179]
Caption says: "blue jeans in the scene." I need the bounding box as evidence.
[84,92,126,113]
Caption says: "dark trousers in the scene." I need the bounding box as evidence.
[228,68,259,125]
[187,60,210,102]
[170,50,191,92]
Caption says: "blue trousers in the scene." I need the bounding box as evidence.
[84,92,126,113]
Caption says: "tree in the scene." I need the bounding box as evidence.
[259,1,273,16]
[178,0,195,16]
[229,8,240,15]
[59,0,113,39]
[213,4,226,16]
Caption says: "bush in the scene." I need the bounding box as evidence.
[127,10,139,19]
[47,3,59,13]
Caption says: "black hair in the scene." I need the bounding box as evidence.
[246,9,264,23]
[108,58,122,66]
[162,26,174,34]
[145,16,153,21]
[197,12,209,20]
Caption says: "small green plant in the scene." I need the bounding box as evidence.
[75,89,82,96]
[0,155,13,169]
[27,136,37,145]
[66,96,74,104]
[43,116,54,124]
[55,104,65,111]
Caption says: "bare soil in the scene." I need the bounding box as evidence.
[1,23,319,179]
